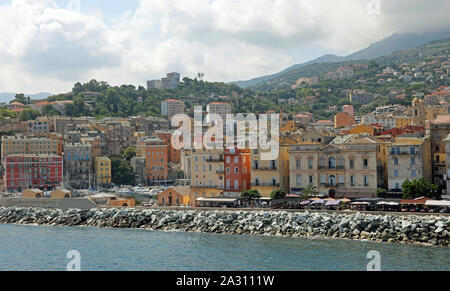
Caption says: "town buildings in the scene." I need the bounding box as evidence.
[147,72,180,90]
[288,136,380,198]
[3,155,63,192]
[95,157,111,186]
[142,138,169,184]
[63,143,93,189]
[385,137,432,192]
[223,149,251,197]
[161,99,186,120]
[206,102,232,123]
[1,135,62,160]
[350,90,374,104]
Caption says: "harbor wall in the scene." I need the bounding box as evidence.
[0,207,448,246]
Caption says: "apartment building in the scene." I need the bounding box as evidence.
[429,115,450,190]
[206,102,232,123]
[334,112,355,129]
[189,148,225,202]
[350,90,374,105]
[143,138,169,183]
[250,146,289,198]
[95,157,111,185]
[3,155,63,193]
[63,143,93,189]
[223,148,251,197]
[1,135,62,160]
[289,136,380,198]
[27,117,51,135]
[161,99,186,119]
[385,137,432,192]
[154,130,180,164]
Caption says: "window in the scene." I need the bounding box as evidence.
[350,176,355,186]
[329,157,336,169]
[410,147,416,155]
[363,159,368,168]
[296,160,301,169]
[234,167,239,174]
[234,157,239,163]
[411,170,417,178]
[349,159,355,169]
[394,158,398,165]
[411,157,415,165]
[363,176,369,186]
[394,170,399,177]
[234,180,239,189]
[296,175,301,186]
[308,159,313,169]
[309,176,313,185]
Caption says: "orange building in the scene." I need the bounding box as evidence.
[154,131,180,164]
[334,112,355,129]
[158,186,190,206]
[224,148,251,197]
[143,138,169,183]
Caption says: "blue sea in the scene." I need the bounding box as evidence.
[0,224,448,271]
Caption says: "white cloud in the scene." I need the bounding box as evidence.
[0,0,449,93]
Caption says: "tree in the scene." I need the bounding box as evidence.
[241,189,261,205]
[123,147,137,161]
[111,158,135,185]
[270,189,286,200]
[301,185,319,198]
[376,188,388,199]
[41,104,60,116]
[401,178,439,199]
[19,108,40,121]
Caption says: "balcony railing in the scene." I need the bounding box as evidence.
[390,151,417,156]
[318,166,345,170]
[251,183,280,187]
[206,158,224,163]
[252,167,277,171]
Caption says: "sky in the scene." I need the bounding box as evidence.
[0,0,450,94]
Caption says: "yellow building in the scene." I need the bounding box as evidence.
[395,116,413,128]
[95,157,112,185]
[250,145,290,197]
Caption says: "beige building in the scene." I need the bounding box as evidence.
[161,99,185,119]
[1,135,62,160]
[385,137,432,192]
[189,148,225,203]
[289,136,380,198]
[206,102,232,123]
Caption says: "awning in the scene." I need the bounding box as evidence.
[196,197,237,203]
[351,202,370,205]
[425,200,450,207]
[325,200,341,206]
[377,201,399,206]
[300,200,311,205]
[311,199,325,205]
[400,198,430,205]
[339,198,352,203]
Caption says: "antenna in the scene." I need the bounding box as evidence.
[197,72,204,82]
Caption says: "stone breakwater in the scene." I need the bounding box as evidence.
[0,207,449,246]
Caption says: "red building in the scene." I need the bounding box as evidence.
[224,149,251,197]
[3,155,63,193]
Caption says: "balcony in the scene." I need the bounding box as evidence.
[252,167,277,171]
[206,158,224,163]
[251,182,280,187]
[318,166,345,170]
[216,169,224,174]
[319,183,345,187]
[390,151,417,156]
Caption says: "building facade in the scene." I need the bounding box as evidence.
[3,155,63,192]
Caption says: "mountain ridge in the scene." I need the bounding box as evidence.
[233,31,450,89]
